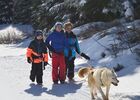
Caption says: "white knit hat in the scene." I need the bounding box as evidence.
[54,22,63,28]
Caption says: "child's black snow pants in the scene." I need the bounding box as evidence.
[30,62,43,84]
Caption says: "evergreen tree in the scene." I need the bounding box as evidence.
[0,0,14,24]
[14,0,32,24]
[134,0,140,19]
[81,0,122,22]
[0,0,138,29]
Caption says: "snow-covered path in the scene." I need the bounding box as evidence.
[0,41,140,100]
[0,54,91,100]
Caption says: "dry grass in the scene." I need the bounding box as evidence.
[0,31,24,44]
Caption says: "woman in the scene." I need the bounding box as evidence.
[45,22,67,84]
[26,30,48,85]
[64,22,90,81]
[64,22,80,81]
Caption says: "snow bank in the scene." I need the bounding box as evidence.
[78,20,140,75]
[73,19,140,37]
[72,22,110,36]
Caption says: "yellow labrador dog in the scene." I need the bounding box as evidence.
[78,67,119,100]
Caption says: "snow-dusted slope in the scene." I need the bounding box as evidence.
[77,32,140,100]
[0,25,140,100]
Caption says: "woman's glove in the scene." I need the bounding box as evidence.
[80,53,90,60]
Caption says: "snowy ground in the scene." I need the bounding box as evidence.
[0,21,140,100]
[0,35,140,100]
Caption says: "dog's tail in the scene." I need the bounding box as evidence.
[78,67,94,78]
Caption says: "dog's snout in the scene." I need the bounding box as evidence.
[117,79,119,83]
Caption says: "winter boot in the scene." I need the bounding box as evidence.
[53,80,58,84]
[60,80,65,84]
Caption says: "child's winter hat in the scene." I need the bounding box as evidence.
[34,30,43,36]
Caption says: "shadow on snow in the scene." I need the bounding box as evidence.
[24,82,82,97]
[46,82,82,97]
[24,83,47,96]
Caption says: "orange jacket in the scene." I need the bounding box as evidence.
[26,40,48,63]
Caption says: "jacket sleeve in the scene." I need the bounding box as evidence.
[75,37,81,54]
[26,42,33,58]
[45,34,55,52]
[45,35,51,46]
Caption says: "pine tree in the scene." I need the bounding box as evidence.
[0,0,14,24]
[30,0,49,29]
[14,0,32,24]
[81,0,122,22]
[134,0,140,19]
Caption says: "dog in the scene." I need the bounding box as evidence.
[78,67,119,100]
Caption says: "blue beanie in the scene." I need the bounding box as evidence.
[34,30,43,37]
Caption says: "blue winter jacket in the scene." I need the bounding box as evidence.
[64,31,81,60]
[45,30,68,53]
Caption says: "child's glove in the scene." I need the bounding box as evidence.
[43,62,48,70]
[44,62,48,66]
[27,57,31,63]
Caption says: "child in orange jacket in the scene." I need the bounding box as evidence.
[26,30,48,85]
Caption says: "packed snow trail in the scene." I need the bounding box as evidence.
[0,39,140,100]
[0,55,91,100]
